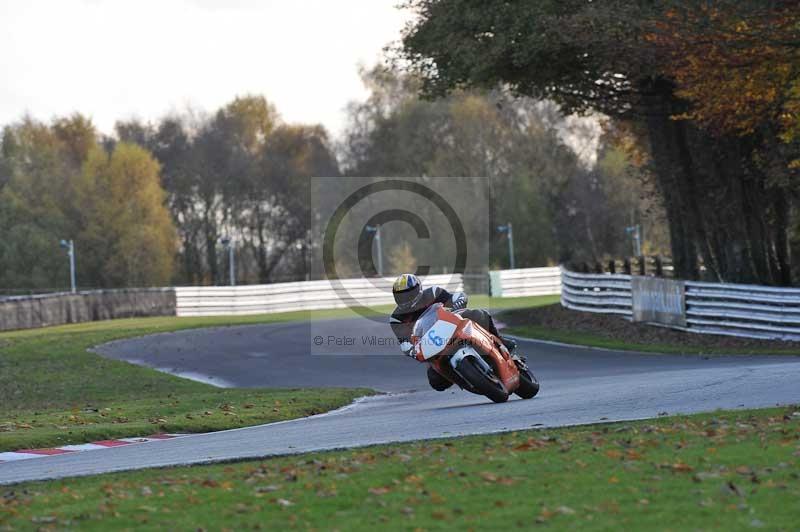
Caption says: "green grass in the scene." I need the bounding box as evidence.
[0,295,554,452]
[2,407,798,530]
[505,323,800,356]
[0,309,378,453]
[475,293,561,311]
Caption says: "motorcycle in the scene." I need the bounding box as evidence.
[411,303,539,403]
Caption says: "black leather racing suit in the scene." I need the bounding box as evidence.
[389,286,503,391]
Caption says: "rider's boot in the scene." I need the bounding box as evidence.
[501,336,517,354]
[427,366,453,391]
[501,337,528,365]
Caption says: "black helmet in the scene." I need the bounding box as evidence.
[392,273,422,311]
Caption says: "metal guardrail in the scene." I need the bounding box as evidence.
[685,281,800,341]
[174,274,464,317]
[561,268,800,341]
[561,269,633,317]
[489,267,562,297]
[10,267,793,342]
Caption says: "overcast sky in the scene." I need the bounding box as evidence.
[0,0,412,139]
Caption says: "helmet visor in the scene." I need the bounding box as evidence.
[394,286,421,309]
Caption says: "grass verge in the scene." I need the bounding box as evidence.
[0,295,554,452]
[0,309,376,453]
[2,406,799,530]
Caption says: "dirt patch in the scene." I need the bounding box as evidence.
[501,304,799,352]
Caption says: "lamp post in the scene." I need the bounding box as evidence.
[220,237,235,286]
[497,222,515,270]
[59,239,76,293]
[625,224,642,257]
[365,225,383,277]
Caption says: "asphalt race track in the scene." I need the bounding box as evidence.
[2,316,800,485]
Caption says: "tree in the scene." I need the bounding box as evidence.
[647,1,800,142]
[117,96,340,284]
[341,65,644,269]
[398,0,799,284]
[241,124,340,282]
[0,117,177,290]
[0,118,84,291]
[388,241,418,275]
[77,143,176,287]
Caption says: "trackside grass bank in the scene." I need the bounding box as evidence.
[2,407,798,530]
[0,295,555,452]
[504,304,800,356]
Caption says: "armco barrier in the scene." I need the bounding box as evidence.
[0,288,176,332]
[561,268,800,341]
[489,267,562,298]
[684,281,800,341]
[174,274,464,316]
[560,269,633,317]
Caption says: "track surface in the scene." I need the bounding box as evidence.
[2,317,800,484]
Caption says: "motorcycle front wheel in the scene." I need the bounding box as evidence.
[456,357,509,403]
[515,364,540,399]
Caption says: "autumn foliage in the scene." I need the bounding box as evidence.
[649,1,800,146]
[400,0,800,284]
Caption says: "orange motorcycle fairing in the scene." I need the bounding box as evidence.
[419,306,520,393]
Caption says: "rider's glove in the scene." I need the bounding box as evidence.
[450,291,467,310]
[399,341,415,358]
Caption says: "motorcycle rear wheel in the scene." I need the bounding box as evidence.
[457,357,509,403]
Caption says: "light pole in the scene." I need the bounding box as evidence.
[625,224,642,257]
[497,222,515,270]
[220,237,235,286]
[365,225,383,277]
[59,239,76,293]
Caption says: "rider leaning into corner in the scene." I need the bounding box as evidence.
[389,273,518,391]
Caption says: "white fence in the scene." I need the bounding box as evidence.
[561,268,800,341]
[176,267,563,317]
[175,274,464,317]
[489,267,562,297]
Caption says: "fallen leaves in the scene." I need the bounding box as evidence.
[2,407,798,530]
[0,422,32,432]
[29,516,56,524]
[514,437,549,451]
[655,461,694,473]
[722,481,744,498]
[536,505,578,524]
[404,474,423,485]
[626,450,643,461]
[670,462,694,473]
[479,472,516,485]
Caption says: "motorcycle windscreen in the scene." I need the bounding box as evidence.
[414,307,457,360]
[412,303,442,338]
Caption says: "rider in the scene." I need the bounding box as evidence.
[389,273,517,391]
